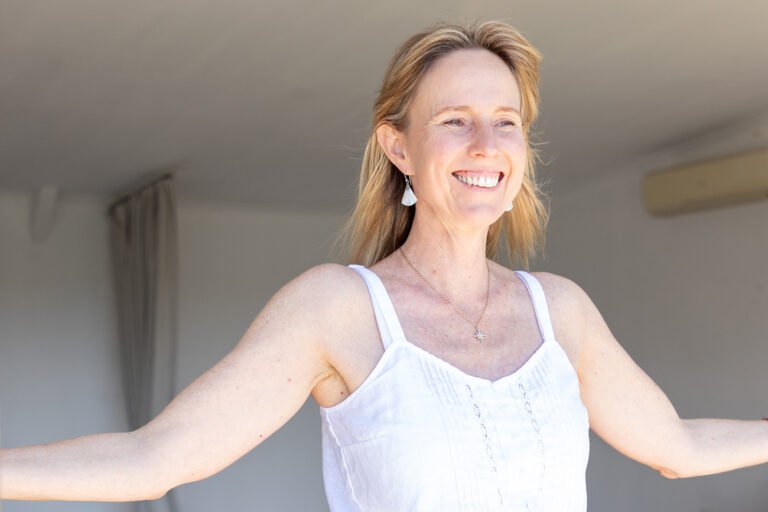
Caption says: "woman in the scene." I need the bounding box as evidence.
[2,20,767,511]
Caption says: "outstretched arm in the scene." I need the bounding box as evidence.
[673,418,768,477]
[0,263,348,501]
[0,432,156,501]
[554,274,768,479]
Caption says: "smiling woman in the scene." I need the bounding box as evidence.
[317,21,593,511]
[2,17,768,512]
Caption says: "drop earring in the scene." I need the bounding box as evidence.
[401,174,417,206]
[505,201,514,212]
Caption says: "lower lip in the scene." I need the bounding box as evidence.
[452,174,503,190]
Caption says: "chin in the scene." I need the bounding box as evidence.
[453,204,506,227]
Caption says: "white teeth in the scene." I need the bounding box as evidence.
[454,173,500,188]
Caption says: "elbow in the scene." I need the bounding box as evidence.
[656,420,698,479]
[147,486,170,501]
[657,465,685,479]
[132,431,176,501]
[136,433,208,500]
[654,453,695,479]
[651,449,694,479]
[140,458,175,501]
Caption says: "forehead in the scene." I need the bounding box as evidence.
[412,48,522,117]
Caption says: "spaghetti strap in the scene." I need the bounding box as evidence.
[348,264,405,349]
[514,270,556,344]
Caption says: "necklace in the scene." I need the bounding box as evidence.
[398,247,491,343]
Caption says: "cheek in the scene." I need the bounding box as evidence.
[503,135,528,169]
[499,137,528,194]
[503,130,527,150]
[413,136,460,174]
[424,134,464,158]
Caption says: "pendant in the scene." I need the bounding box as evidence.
[473,328,486,343]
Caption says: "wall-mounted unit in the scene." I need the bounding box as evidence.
[642,147,768,215]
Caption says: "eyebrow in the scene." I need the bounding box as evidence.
[432,105,522,117]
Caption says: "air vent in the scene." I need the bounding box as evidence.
[642,147,768,215]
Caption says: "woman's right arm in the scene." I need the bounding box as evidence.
[0,263,351,502]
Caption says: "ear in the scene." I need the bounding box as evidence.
[375,122,410,175]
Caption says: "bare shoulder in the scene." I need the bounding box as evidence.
[524,270,591,371]
[285,262,383,407]
[247,262,365,352]
[284,262,364,303]
[527,270,588,310]
[280,262,370,335]
[282,261,371,348]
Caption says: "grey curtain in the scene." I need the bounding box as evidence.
[108,175,179,512]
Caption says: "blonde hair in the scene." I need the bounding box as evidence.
[335,20,549,269]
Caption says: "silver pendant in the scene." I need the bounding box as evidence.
[473,328,486,343]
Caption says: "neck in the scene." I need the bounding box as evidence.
[398,209,491,306]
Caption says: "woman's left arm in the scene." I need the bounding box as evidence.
[549,274,768,479]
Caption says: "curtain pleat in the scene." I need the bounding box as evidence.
[108,176,179,512]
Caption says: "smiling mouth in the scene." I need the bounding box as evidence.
[451,171,505,188]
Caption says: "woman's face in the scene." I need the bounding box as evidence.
[380,48,527,231]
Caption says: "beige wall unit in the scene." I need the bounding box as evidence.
[642,147,768,215]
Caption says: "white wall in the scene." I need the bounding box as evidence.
[542,163,768,511]
[0,191,345,512]
[0,192,133,512]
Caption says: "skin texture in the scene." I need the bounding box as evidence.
[2,48,767,502]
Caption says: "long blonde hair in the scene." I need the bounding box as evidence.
[335,20,549,269]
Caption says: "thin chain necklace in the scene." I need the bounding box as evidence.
[398,247,491,344]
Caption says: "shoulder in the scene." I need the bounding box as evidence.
[490,262,588,310]
[252,264,360,337]
[270,262,372,364]
[279,263,375,333]
[281,263,368,310]
[287,262,359,289]
[524,270,592,366]
[527,271,589,309]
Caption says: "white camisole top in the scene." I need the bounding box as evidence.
[318,264,591,511]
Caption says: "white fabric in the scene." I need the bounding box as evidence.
[319,264,590,511]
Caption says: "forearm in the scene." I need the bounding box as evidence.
[0,431,163,502]
[676,418,768,478]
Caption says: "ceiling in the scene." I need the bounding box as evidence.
[2,0,767,214]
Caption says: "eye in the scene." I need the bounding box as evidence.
[443,118,466,127]
[498,119,518,128]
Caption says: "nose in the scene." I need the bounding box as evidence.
[468,124,499,158]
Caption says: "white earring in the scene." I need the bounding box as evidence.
[505,201,514,212]
[401,175,417,206]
